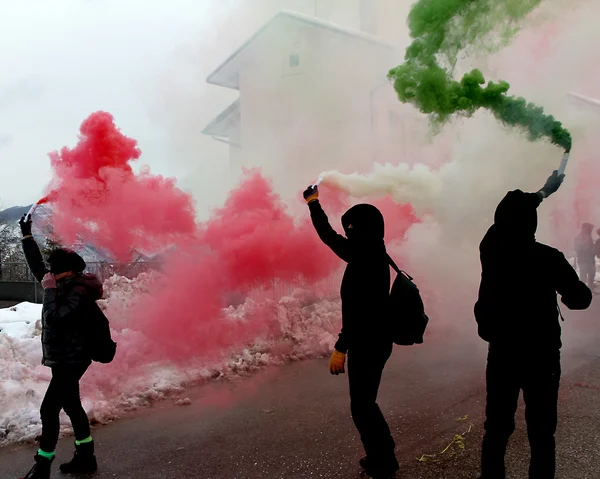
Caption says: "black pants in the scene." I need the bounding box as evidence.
[348,342,395,462]
[481,348,561,479]
[40,362,91,452]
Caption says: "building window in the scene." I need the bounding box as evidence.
[283,40,305,77]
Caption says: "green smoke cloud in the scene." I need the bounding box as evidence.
[388,0,572,152]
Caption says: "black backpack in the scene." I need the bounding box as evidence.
[87,303,117,364]
[388,255,429,346]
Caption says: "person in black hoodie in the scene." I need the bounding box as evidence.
[18,215,101,479]
[475,172,592,479]
[303,185,397,479]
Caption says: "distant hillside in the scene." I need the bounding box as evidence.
[0,205,32,223]
[0,204,154,264]
[0,205,112,262]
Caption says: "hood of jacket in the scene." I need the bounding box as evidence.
[492,189,538,244]
[341,204,385,244]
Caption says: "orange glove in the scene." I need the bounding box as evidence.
[303,185,319,203]
[329,350,346,375]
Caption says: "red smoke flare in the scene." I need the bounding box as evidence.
[36,191,58,206]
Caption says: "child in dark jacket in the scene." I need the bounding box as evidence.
[18,215,101,479]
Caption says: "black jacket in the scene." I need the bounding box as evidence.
[308,201,391,353]
[23,237,103,367]
[475,190,591,352]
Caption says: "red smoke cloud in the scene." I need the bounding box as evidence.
[130,171,346,360]
[46,111,196,260]
[44,112,419,362]
[130,177,418,361]
[371,196,418,244]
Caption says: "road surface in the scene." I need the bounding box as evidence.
[1,303,599,479]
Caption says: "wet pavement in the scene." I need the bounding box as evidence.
[1,303,599,478]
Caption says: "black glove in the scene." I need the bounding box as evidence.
[303,185,319,203]
[540,170,565,198]
[19,214,32,237]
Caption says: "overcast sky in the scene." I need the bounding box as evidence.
[2,0,419,215]
[0,0,279,213]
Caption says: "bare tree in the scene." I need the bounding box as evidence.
[0,202,27,281]
[41,221,62,256]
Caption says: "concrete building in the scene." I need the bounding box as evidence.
[203,2,430,199]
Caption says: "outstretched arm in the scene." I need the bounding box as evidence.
[19,215,48,283]
[534,172,590,308]
[554,251,592,310]
[536,170,565,202]
[304,186,351,262]
[303,185,350,366]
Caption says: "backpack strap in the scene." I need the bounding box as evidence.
[387,254,413,281]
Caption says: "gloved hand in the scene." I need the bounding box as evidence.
[41,273,57,290]
[539,170,565,198]
[303,185,319,203]
[19,214,32,237]
[329,350,346,375]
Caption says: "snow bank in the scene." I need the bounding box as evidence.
[0,275,341,446]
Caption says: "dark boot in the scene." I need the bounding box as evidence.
[360,455,399,479]
[20,454,53,479]
[59,441,98,474]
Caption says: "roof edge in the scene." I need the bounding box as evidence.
[206,10,398,89]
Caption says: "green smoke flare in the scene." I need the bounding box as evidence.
[388,0,572,152]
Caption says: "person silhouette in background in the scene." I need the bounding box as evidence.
[303,185,398,479]
[18,215,101,479]
[575,223,596,290]
[475,172,592,479]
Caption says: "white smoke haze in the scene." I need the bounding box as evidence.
[321,163,444,214]
[146,0,600,328]
[151,0,416,219]
[3,0,600,453]
[317,0,600,272]
[1,0,600,453]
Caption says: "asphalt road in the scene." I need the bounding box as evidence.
[1,302,599,479]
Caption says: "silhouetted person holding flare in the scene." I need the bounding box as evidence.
[475,171,592,479]
[18,215,101,479]
[303,184,398,479]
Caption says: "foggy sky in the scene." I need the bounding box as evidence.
[2,0,597,221]
[0,0,269,213]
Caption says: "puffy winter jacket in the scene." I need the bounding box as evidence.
[23,237,103,366]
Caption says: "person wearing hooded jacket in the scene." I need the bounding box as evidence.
[303,185,398,479]
[475,172,592,479]
[18,215,101,479]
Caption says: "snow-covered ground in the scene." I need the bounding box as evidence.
[0,275,341,447]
